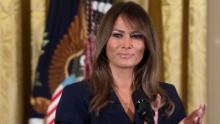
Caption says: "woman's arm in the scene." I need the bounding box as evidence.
[160,83,187,123]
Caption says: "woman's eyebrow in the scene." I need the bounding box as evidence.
[112,29,141,34]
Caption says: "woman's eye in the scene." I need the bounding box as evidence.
[111,33,123,38]
[130,34,144,40]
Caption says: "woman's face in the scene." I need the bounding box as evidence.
[106,16,145,70]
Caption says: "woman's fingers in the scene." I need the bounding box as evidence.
[194,104,206,123]
[180,104,206,124]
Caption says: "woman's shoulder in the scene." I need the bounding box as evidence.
[64,80,91,92]
[62,80,93,101]
[159,82,179,96]
[56,80,92,123]
[159,82,180,100]
[159,82,175,91]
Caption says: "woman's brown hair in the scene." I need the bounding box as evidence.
[89,1,174,116]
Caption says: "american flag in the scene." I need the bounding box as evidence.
[45,75,79,124]
[38,1,113,124]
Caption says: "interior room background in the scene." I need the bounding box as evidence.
[0,0,219,123]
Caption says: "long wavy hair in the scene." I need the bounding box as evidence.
[89,1,174,116]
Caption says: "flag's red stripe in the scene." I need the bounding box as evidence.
[47,104,58,117]
[51,88,63,102]
[49,118,55,124]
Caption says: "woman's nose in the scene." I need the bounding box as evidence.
[121,37,133,49]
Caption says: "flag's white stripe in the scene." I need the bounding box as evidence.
[47,91,62,113]
[52,85,63,97]
[47,84,63,111]
[46,110,56,124]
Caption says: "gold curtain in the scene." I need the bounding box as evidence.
[161,0,183,97]
[148,0,207,123]
[0,0,45,123]
[31,0,47,86]
[187,0,207,114]
[0,0,23,124]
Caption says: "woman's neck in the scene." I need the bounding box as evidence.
[110,66,135,123]
[110,66,134,91]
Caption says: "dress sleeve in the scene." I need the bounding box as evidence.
[168,84,186,123]
[55,85,89,124]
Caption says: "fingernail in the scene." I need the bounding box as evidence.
[198,108,203,115]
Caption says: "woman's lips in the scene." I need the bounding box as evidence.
[118,53,134,59]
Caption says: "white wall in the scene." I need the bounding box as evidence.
[207,0,220,123]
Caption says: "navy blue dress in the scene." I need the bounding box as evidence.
[55,80,186,124]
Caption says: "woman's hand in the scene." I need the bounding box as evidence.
[179,104,206,124]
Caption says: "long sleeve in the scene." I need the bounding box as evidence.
[169,85,186,123]
[159,83,186,124]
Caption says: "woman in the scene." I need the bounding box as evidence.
[55,2,205,124]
